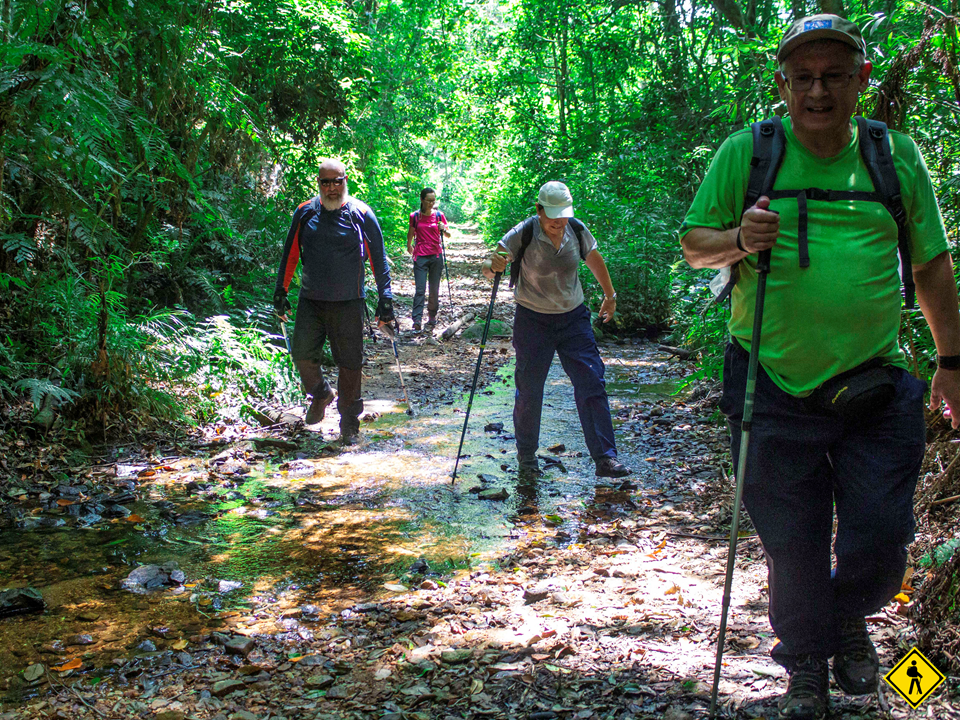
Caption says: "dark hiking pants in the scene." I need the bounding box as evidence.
[512,303,617,463]
[719,340,926,670]
[292,298,365,431]
[412,254,443,325]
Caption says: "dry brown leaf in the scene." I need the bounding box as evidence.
[56,499,74,507]
[664,584,680,595]
[646,539,667,557]
[172,639,188,650]
[53,658,82,672]
[126,514,145,523]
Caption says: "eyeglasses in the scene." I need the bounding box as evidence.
[784,71,858,93]
[319,177,346,187]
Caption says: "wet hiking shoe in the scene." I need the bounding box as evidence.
[518,456,542,479]
[595,457,631,478]
[779,655,829,719]
[833,617,879,695]
[305,388,336,425]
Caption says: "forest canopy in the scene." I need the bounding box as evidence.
[1,0,958,431]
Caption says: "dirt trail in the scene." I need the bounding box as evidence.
[1,226,956,719]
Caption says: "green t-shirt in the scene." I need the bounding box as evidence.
[681,117,948,396]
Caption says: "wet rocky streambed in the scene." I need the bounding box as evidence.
[1,230,956,719]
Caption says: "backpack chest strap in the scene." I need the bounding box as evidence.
[766,188,886,269]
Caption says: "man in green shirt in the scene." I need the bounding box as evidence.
[681,15,960,720]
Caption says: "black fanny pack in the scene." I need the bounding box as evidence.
[810,360,897,418]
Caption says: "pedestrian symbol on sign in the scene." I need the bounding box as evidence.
[884,647,945,709]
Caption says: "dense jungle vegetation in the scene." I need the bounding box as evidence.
[1,0,958,430]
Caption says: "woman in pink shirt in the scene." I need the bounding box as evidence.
[406,188,451,331]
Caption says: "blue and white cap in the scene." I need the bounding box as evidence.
[777,14,866,63]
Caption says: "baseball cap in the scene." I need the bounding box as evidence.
[537,181,574,219]
[777,14,866,64]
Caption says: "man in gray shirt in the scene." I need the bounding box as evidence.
[482,181,630,478]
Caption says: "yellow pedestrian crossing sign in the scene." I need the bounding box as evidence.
[884,647,945,709]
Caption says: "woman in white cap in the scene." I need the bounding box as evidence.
[482,181,630,479]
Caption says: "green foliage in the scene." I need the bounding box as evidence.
[919,537,960,569]
[183,315,300,424]
[3,0,959,432]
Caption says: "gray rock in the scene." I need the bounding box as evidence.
[225,637,255,657]
[478,488,509,501]
[305,674,335,689]
[0,587,45,618]
[218,580,243,594]
[121,561,183,593]
[66,634,94,646]
[211,679,246,697]
[440,649,472,665]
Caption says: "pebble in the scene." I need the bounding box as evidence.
[66,634,94,646]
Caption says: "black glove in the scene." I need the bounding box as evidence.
[274,289,291,317]
[377,297,395,324]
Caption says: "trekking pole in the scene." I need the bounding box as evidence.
[279,320,293,355]
[451,271,501,483]
[440,230,453,307]
[382,324,415,416]
[710,248,771,717]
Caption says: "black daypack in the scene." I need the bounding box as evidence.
[716,115,914,308]
[509,216,589,288]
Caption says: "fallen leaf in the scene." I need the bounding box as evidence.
[893,592,910,604]
[664,584,680,595]
[138,469,156,477]
[172,640,188,650]
[126,514,145,523]
[470,678,484,694]
[53,658,82,672]
[56,499,74,507]
[646,539,667,557]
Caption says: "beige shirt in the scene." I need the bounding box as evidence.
[499,217,598,314]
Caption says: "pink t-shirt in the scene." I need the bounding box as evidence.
[409,210,446,257]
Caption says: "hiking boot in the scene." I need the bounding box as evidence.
[305,388,336,425]
[339,429,360,446]
[833,617,879,695]
[412,322,422,332]
[595,457,631,478]
[518,456,542,478]
[426,316,437,328]
[778,655,829,720]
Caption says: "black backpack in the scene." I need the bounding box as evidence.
[509,216,589,288]
[717,115,914,308]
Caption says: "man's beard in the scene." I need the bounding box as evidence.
[320,189,347,212]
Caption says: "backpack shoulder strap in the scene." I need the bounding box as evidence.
[744,116,786,214]
[855,116,914,309]
[568,217,588,260]
[715,117,786,304]
[509,217,537,288]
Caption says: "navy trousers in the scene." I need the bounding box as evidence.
[719,341,926,669]
[512,303,618,462]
